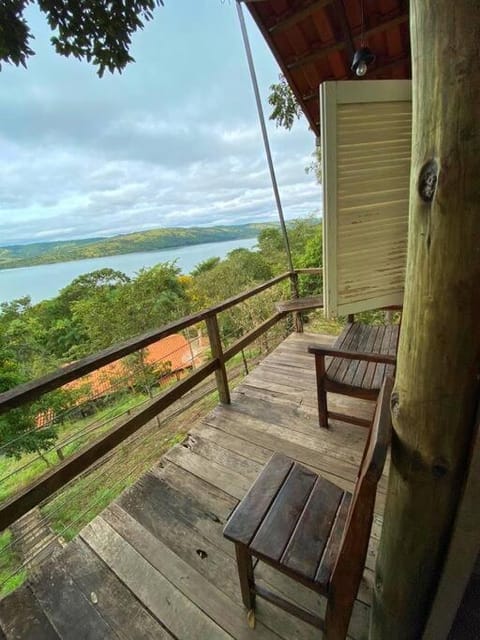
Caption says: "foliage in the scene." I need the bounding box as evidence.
[0,0,164,76]
[268,75,302,130]
[267,75,322,182]
[68,263,188,357]
[257,215,322,275]
[190,248,273,308]
[190,256,221,277]
[0,341,58,459]
[0,530,26,598]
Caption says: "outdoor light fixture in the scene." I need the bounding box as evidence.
[351,46,375,77]
[352,0,375,77]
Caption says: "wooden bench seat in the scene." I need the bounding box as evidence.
[308,322,400,428]
[224,377,393,640]
[275,295,323,314]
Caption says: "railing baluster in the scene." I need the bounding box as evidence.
[289,270,304,333]
[205,314,231,405]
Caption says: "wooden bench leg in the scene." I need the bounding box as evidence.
[235,543,256,611]
[314,355,329,429]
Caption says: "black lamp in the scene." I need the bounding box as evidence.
[351,46,376,77]
[351,0,376,77]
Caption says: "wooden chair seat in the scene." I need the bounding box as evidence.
[326,323,398,393]
[309,321,400,428]
[224,453,352,595]
[224,377,393,639]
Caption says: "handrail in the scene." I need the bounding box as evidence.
[0,272,291,415]
[0,269,322,529]
[0,360,218,529]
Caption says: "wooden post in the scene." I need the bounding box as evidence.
[205,314,231,405]
[289,271,303,333]
[371,3,480,638]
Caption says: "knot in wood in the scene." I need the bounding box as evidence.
[390,391,400,418]
[431,457,449,479]
[418,160,438,203]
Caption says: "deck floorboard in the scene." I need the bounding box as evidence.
[0,332,385,640]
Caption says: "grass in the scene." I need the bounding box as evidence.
[0,392,149,503]
[43,389,219,542]
[305,310,343,335]
[0,530,26,598]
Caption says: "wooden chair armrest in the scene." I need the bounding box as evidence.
[307,345,396,365]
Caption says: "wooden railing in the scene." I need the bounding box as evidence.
[0,269,322,530]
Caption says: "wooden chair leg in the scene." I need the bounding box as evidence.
[235,543,256,611]
[324,594,355,640]
[318,383,328,429]
[314,355,329,429]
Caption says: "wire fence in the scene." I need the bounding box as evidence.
[0,281,305,597]
[0,328,207,489]
[0,331,276,595]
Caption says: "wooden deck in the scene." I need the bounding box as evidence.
[0,333,384,640]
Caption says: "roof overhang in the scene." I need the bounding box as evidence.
[244,0,411,136]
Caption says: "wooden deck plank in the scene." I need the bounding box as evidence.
[80,518,233,640]
[0,332,384,640]
[60,538,173,640]
[164,445,252,500]
[0,586,59,640]
[29,559,120,639]
[131,465,370,640]
[110,485,319,640]
[203,408,366,478]
[101,507,283,640]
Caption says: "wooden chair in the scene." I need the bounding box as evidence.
[308,318,399,428]
[223,377,393,640]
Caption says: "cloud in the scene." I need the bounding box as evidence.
[0,3,321,245]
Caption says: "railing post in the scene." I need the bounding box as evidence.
[205,314,231,405]
[289,271,304,333]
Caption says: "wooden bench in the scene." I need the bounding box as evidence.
[223,377,393,640]
[308,320,399,428]
[275,294,323,314]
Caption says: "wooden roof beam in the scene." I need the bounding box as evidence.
[268,0,335,35]
[287,12,409,70]
[333,0,355,73]
[301,55,411,102]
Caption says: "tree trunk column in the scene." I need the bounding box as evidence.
[371,2,480,638]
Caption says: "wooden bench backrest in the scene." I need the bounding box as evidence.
[330,376,393,594]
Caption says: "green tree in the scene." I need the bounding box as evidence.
[191,249,273,307]
[190,256,221,277]
[191,248,274,345]
[257,217,322,275]
[1,0,164,76]
[0,342,57,461]
[0,297,55,378]
[50,269,131,358]
[71,263,188,356]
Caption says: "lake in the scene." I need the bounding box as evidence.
[0,237,258,305]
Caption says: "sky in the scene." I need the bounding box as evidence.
[0,0,320,245]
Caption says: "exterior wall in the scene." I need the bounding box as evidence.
[321,80,412,317]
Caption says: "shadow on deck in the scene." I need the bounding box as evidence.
[0,333,384,640]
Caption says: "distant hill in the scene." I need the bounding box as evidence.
[0,224,272,270]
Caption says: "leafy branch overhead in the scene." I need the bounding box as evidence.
[268,75,302,130]
[0,0,164,76]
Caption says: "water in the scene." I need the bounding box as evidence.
[0,237,258,305]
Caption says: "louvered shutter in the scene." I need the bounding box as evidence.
[321,80,412,317]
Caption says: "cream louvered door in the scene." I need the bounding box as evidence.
[321,80,412,317]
